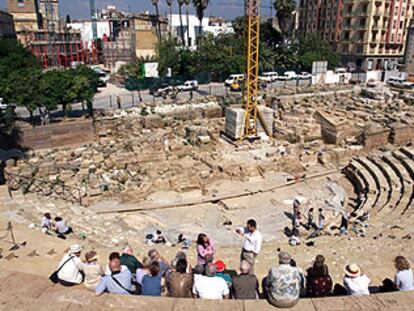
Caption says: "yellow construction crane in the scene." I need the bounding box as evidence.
[242,0,271,139]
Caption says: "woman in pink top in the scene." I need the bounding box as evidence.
[196,233,216,266]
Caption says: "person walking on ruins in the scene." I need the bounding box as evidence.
[343,263,371,296]
[56,244,84,286]
[393,256,414,291]
[306,208,317,230]
[117,96,121,109]
[96,258,133,295]
[232,260,259,299]
[196,233,216,266]
[236,219,263,274]
[307,208,325,239]
[339,212,350,235]
[263,251,302,308]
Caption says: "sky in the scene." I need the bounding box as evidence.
[0,0,277,20]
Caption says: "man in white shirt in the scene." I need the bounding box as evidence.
[192,264,229,299]
[236,219,263,274]
[343,263,371,296]
[57,244,84,286]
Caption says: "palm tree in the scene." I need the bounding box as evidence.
[184,0,191,48]
[192,0,209,48]
[273,0,295,41]
[151,0,162,42]
[166,0,173,40]
[177,0,186,47]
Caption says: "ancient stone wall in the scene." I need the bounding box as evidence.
[18,119,94,150]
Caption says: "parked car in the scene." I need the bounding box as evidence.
[278,71,297,80]
[177,80,199,91]
[225,74,244,87]
[387,77,414,89]
[297,72,312,80]
[335,67,347,74]
[97,71,110,87]
[149,82,173,97]
[259,72,279,83]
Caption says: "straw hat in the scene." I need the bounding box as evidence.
[68,244,82,254]
[344,263,361,277]
[85,251,98,262]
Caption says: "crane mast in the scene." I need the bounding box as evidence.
[242,0,261,139]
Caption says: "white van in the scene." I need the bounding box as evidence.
[225,74,244,86]
[387,77,414,89]
[259,72,279,83]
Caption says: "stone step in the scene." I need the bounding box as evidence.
[392,150,414,211]
[368,157,402,217]
[349,160,378,210]
[400,146,414,160]
[354,157,389,211]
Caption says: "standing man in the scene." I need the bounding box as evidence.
[236,219,263,274]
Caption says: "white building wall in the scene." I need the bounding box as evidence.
[170,14,209,49]
[68,21,111,48]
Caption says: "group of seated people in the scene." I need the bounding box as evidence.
[41,213,73,239]
[53,243,414,307]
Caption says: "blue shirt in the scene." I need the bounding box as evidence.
[141,274,162,296]
[95,269,132,295]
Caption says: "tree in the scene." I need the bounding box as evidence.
[151,0,161,42]
[4,68,42,125]
[273,0,295,40]
[0,39,39,80]
[184,0,191,48]
[71,65,99,117]
[298,34,340,71]
[177,0,186,47]
[166,0,173,40]
[192,0,209,48]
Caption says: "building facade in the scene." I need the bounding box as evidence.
[7,0,42,41]
[404,20,414,72]
[0,10,16,39]
[298,0,414,71]
[38,0,60,31]
[170,14,209,49]
[68,20,111,48]
[20,29,82,68]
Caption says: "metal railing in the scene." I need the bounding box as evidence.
[5,172,84,206]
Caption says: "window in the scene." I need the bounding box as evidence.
[17,0,25,7]
[356,45,363,53]
[360,18,366,26]
[393,20,397,28]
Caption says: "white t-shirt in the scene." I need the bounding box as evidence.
[395,269,414,291]
[343,274,371,296]
[55,220,69,234]
[192,275,229,299]
[241,228,263,254]
[41,217,52,229]
[57,254,84,284]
